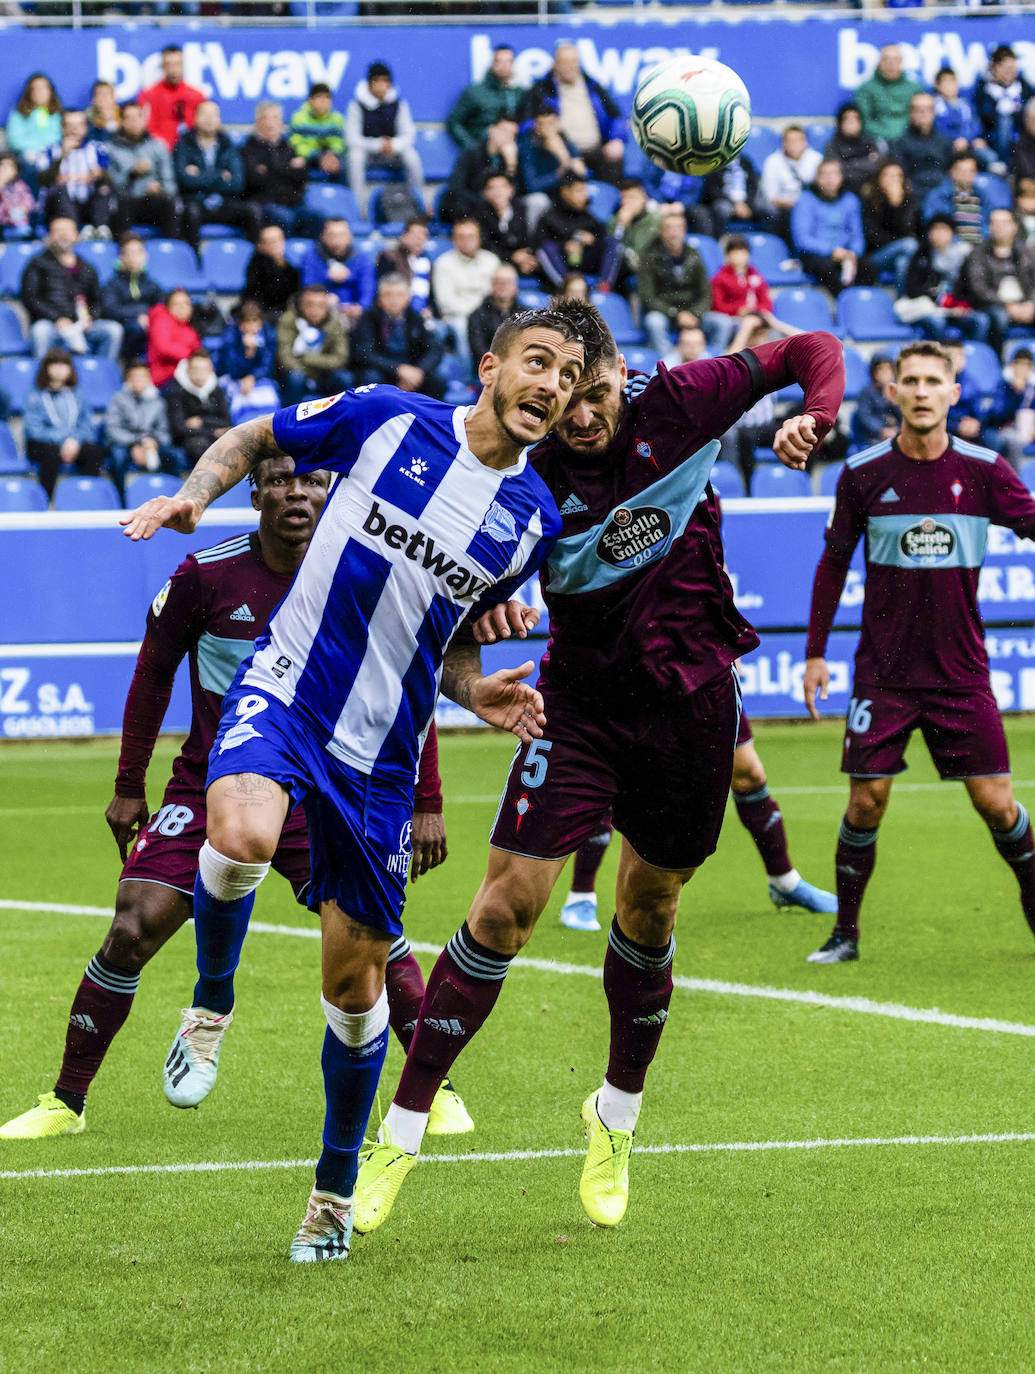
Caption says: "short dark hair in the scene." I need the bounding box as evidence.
[367,61,391,83]
[308,82,332,99]
[991,45,1016,64]
[617,177,644,193]
[950,149,978,168]
[120,99,143,114]
[161,44,182,56]
[489,298,612,374]
[402,214,428,230]
[36,347,76,389]
[725,235,749,254]
[1013,347,1034,363]
[868,353,893,381]
[934,66,957,82]
[925,213,956,233]
[119,232,144,250]
[187,349,211,363]
[124,358,150,374]
[493,43,514,55]
[894,340,955,378]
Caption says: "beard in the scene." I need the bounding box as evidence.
[492,376,539,448]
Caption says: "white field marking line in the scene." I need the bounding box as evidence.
[5,900,1035,1042]
[5,1131,1035,1184]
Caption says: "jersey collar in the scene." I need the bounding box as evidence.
[452,404,529,478]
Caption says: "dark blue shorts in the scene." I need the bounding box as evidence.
[207,682,413,936]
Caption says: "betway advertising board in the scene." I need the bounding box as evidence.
[0,16,1031,124]
[5,499,1035,737]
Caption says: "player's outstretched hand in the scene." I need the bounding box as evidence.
[470,661,546,743]
[120,495,202,541]
[803,656,830,721]
[472,600,540,645]
[410,810,447,883]
[105,792,150,862]
[773,413,818,471]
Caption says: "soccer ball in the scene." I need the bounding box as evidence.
[631,56,751,177]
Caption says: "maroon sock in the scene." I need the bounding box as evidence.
[571,822,614,893]
[834,818,878,942]
[603,918,674,1094]
[393,923,512,1114]
[989,804,1035,931]
[385,939,426,1053]
[55,951,140,1113]
[732,785,792,877]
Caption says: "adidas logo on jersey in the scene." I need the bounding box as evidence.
[69,1013,97,1033]
[560,492,589,515]
[362,500,491,603]
[230,603,255,622]
[880,487,899,503]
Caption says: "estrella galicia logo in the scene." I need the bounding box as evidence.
[899,518,955,566]
[596,504,672,570]
[480,500,518,545]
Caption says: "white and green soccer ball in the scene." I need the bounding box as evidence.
[631,56,752,177]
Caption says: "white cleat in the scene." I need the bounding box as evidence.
[560,896,601,932]
[162,1006,234,1108]
[289,1188,353,1263]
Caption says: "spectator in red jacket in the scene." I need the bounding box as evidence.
[141,45,205,151]
[708,236,777,351]
[147,287,201,387]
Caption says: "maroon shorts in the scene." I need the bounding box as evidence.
[490,670,741,871]
[119,780,312,899]
[736,708,753,748]
[841,683,1010,780]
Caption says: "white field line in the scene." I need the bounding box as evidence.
[4,899,1035,1041]
[4,1131,1035,1184]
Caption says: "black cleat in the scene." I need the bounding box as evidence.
[806,931,859,964]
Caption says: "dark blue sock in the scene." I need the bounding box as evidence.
[314,1022,390,1197]
[191,871,255,1015]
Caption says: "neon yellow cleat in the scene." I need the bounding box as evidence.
[426,1083,474,1136]
[578,1092,632,1228]
[0,1092,85,1139]
[353,1140,418,1234]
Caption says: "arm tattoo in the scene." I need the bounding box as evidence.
[180,415,284,511]
[441,623,482,710]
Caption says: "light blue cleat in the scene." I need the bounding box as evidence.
[162,1007,233,1108]
[560,897,602,932]
[768,877,838,915]
[289,1189,353,1263]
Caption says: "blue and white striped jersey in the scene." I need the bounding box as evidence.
[243,386,561,780]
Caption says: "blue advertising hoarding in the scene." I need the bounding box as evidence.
[0,16,1031,125]
[5,499,1035,737]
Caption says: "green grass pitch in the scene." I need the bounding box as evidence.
[4,720,1035,1372]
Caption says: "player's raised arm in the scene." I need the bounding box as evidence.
[120,414,286,540]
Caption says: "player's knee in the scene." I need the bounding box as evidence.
[732,762,766,794]
[101,913,156,972]
[468,885,536,956]
[846,786,888,829]
[324,965,386,1014]
[617,883,682,945]
[197,840,271,901]
[973,791,1017,830]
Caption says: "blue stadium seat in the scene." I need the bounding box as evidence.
[836,286,916,342]
[687,234,722,277]
[975,172,1013,211]
[587,180,620,222]
[0,241,40,297]
[423,236,452,264]
[750,465,813,499]
[414,127,457,182]
[124,471,182,502]
[1020,459,1035,492]
[76,240,118,284]
[772,287,836,334]
[818,462,844,496]
[0,302,28,355]
[285,237,311,268]
[709,460,746,497]
[0,423,26,473]
[201,238,252,293]
[962,340,1004,395]
[623,347,660,374]
[591,292,643,344]
[0,473,46,511]
[0,356,37,413]
[52,474,121,511]
[805,121,833,152]
[303,182,364,228]
[518,289,549,309]
[744,126,781,166]
[198,223,238,239]
[842,344,869,400]
[745,232,808,287]
[146,239,205,293]
[76,356,122,410]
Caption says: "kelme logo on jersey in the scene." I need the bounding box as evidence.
[899,518,955,566]
[596,504,672,571]
[362,500,491,602]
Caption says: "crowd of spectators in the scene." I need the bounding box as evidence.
[3,37,1035,503]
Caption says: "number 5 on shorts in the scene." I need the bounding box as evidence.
[847,697,872,734]
[520,739,552,788]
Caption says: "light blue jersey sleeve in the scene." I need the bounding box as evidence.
[272,385,413,476]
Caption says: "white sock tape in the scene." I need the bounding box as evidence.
[321,989,389,1048]
[197,840,270,903]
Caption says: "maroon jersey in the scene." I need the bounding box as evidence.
[530,333,844,698]
[806,435,1035,689]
